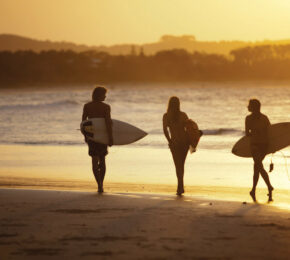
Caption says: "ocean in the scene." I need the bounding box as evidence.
[0,82,289,190]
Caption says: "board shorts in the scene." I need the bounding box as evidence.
[87,140,108,157]
[251,143,268,162]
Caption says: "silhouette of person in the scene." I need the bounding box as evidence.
[163,96,189,195]
[246,99,274,202]
[82,86,113,193]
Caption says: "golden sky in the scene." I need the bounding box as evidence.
[1,0,290,45]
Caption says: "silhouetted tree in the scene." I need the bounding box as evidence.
[1,44,290,86]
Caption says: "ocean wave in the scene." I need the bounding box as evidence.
[149,129,163,135]
[149,128,243,136]
[202,128,243,136]
[0,99,81,110]
[5,140,83,146]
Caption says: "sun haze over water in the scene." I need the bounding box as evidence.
[1,0,290,45]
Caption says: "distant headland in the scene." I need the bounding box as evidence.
[1,34,290,56]
[1,34,290,86]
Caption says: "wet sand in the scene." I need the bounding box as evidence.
[0,188,289,259]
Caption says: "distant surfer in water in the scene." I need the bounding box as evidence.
[82,86,113,193]
[245,99,274,202]
[163,97,190,195]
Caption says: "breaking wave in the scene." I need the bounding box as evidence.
[0,99,81,110]
[149,128,243,136]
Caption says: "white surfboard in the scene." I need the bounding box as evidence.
[81,118,147,145]
[232,122,290,158]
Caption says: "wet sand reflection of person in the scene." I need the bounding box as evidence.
[245,99,274,202]
[163,97,189,195]
[82,86,113,193]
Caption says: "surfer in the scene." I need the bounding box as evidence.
[163,96,190,195]
[82,86,113,193]
[245,99,274,202]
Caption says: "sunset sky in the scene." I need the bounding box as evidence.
[1,0,290,45]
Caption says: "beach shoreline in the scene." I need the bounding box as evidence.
[1,144,289,190]
[1,173,290,206]
[1,188,290,259]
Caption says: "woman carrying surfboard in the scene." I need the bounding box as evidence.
[163,96,201,195]
[82,86,113,193]
[245,99,274,202]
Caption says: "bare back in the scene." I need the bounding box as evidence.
[245,113,270,144]
[163,111,188,144]
[82,101,111,120]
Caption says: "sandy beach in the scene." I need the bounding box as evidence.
[1,0,290,259]
[0,85,289,259]
[1,188,289,259]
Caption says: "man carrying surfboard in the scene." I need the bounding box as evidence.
[245,99,274,202]
[82,86,113,193]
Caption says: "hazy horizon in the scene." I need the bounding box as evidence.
[3,33,290,49]
[2,33,290,48]
[1,0,290,46]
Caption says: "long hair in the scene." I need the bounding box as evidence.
[167,96,180,124]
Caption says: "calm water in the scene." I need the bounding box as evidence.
[0,83,289,152]
[0,83,290,190]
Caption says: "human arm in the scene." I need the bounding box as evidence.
[245,116,251,136]
[104,105,113,146]
[265,116,271,127]
[182,112,189,129]
[162,114,171,144]
[81,105,89,142]
[82,105,88,121]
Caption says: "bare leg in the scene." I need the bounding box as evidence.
[178,148,188,194]
[251,146,274,202]
[171,145,188,195]
[92,156,102,192]
[250,163,259,202]
[256,161,272,188]
[171,149,180,193]
[99,156,106,192]
[259,166,274,201]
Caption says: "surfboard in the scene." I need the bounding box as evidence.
[232,122,290,158]
[185,119,202,153]
[81,118,147,145]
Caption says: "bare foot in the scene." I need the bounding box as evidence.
[250,190,257,202]
[176,189,183,196]
[268,186,274,202]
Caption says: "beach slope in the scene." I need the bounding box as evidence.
[0,188,289,259]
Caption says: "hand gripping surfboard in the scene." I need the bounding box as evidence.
[81,118,147,145]
[232,122,290,157]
